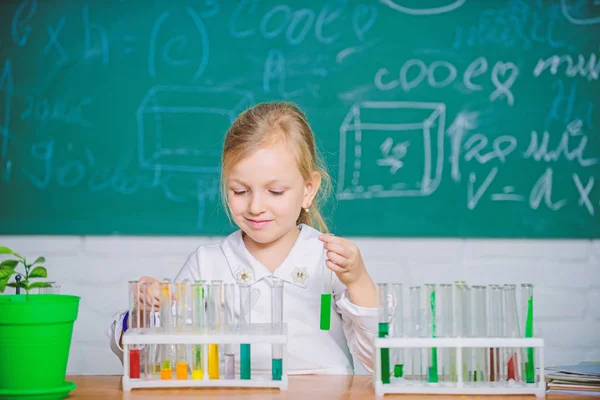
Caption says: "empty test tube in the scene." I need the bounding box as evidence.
[409,286,423,382]
[437,284,455,382]
[272,278,284,381]
[503,284,521,383]
[128,281,141,379]
[191,281,205,380]
[470,285,487,383]
[159,279,175,380]
[455,283,470,383]
[208,280,222,380]
[377,283,391,384]
[391,284,404,378]
[224,283,236,379]
[240,284,252,380]
[488,285,504,383]
[521,284,535,384]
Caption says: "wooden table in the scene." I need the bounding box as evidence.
[66,375,585,399]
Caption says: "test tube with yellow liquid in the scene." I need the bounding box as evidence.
[159,279,175,380]
[271,278,283,380]
[174,280,189,380]
[207,280,222,379]
[191,281,205,380]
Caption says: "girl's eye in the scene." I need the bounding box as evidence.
[232,190,247,195]
[269,190,284,196]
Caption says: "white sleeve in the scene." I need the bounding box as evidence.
[107,246,204,364]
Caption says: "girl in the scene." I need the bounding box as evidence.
[107,102,378,375]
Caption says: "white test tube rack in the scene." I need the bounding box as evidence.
[122,323,288,391]
[374,337,545,398]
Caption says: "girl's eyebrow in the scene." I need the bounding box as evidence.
[230,178,289,186]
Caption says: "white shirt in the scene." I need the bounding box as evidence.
[107,224,378,375]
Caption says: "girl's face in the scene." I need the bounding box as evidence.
[226,141,320,245]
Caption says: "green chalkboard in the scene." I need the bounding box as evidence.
[0,0,599,237]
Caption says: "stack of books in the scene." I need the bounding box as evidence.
[546,362,600,396]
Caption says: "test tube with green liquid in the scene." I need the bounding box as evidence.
[191,281,205,380]
[488,285,504,383]
[207,280,222,380]
[159,279,175,380]
[424,284,438,383]
[409,286,423,382]
[240,284,252,380]
[271,278,284,381]
[320,251,332,330]
[470,285,487,383]
[438,284,455,382]
[455,283,470,383]
[521,284,535,384]
[391,284,404,378]
[376,283,391,384]
[503,284,521,383]
[223,283,236,380]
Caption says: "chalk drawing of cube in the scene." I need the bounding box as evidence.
[136,86,254,173]
[337,102,445,200]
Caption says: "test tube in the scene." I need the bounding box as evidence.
[223,283,236,379]
[488,285,504,383]
[272,278,284,381]
[174,281,189,380]
[409,286,424,382]
[455,283,470,383]
[128,281,141,379]
[240,285,252,380]
[207,280,222,379]
[391,284,404,378]
[191,281,205,380]
[503,284,521,383]
[437,284,455,382]
[470,285,487,383]
[320,251,332,330]
[377,283,391,384]
[521,284,535,384]
[423,284,438,383]
[159,279,175,380]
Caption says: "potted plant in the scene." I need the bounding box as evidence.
[0,246,80,399]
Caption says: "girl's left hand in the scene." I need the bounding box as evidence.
[318,233,368,287]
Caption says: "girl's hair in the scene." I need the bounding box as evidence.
[221,101,331,233]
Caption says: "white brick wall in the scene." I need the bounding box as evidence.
[0,236,598,375]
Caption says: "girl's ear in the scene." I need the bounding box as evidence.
[304,171,322,207]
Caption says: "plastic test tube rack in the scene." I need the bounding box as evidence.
[373,337,545,398]
[122,323,289,391]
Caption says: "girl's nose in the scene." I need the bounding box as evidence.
[248,193,266,214]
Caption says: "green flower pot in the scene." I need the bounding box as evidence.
[0,294,80,400]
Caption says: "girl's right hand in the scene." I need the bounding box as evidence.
[134,276,161,314]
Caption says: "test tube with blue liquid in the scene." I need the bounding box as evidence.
[207,281,222,379]
[376,283,390,384]
[240,284,252,380]
[271,278,283,381]
[224,283,236,379]
[191,281,205,380]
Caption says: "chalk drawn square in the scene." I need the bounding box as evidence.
[337,101,445,200]
[136,86,253,173]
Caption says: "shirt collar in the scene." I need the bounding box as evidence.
[219,224,325,289]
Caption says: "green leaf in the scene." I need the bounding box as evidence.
[0,246,23,259]
[32,256,46,265]
[7,281,27,289]
[29,282,52,289]
[29,266,48,278]
[0,268,17,280]
[0,259,19,269]
[0,277,9,293]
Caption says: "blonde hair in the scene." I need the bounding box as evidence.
[221,101,331,233]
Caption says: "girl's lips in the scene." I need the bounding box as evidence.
[246,218,272,229]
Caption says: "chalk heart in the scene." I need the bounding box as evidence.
[353,5,378,41]
[492,61,518,87]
